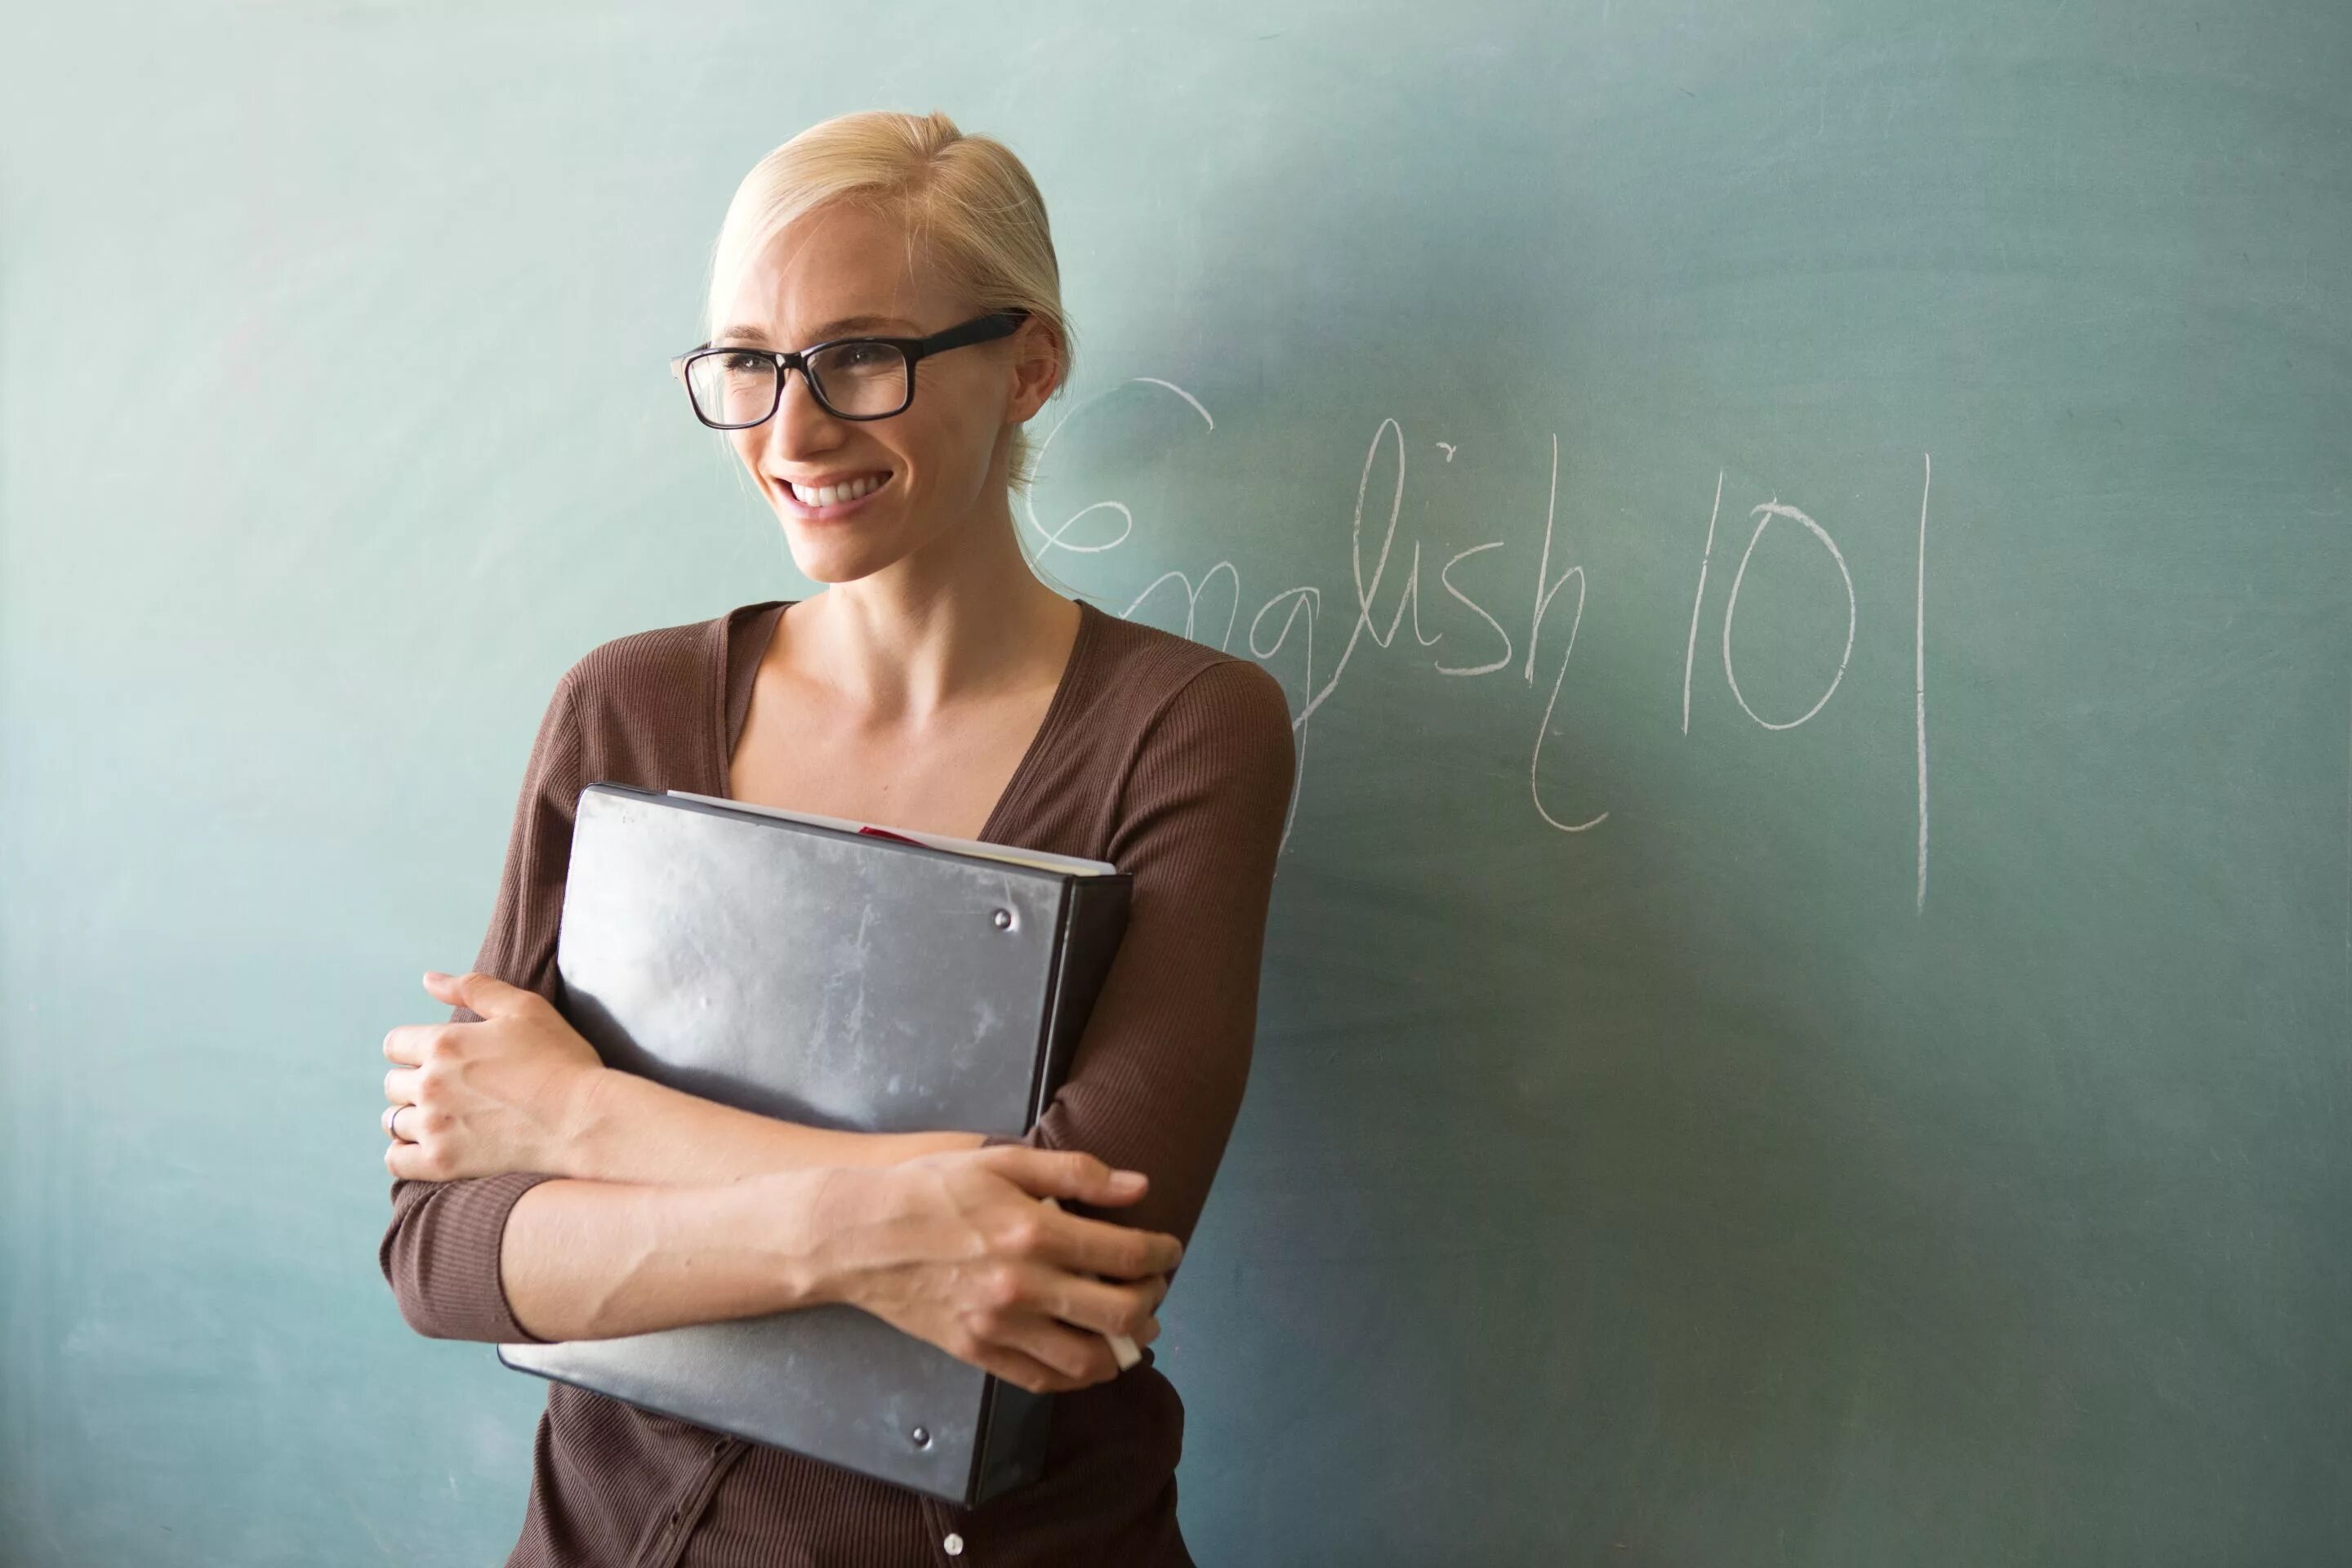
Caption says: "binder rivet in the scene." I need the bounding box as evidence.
[911,1425,932,1447]
[991,907,1013,930]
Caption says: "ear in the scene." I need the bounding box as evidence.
[1005,316,1064,422]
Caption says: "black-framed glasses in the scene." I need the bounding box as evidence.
[669,309,1031,428]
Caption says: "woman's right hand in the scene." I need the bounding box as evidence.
[804,1146,1180,1395]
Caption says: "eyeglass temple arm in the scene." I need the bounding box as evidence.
[906,310,1029,363]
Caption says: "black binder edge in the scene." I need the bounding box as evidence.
[1026,874,1134,1130]
[492,1350,1004,1507]
[964,871,1134,1504]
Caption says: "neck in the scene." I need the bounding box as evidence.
[783,495,1080,722]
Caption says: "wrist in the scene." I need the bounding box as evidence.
[552,1065,619,1180]
[790,1165,888,1312]
[742,1166,850,1312]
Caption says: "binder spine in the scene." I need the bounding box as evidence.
[969,871,1133,1503]
[1026,875,1134,1130]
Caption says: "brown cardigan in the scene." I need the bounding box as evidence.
[379,595,1297,1567]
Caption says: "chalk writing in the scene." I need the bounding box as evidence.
[1019,387,1934,906]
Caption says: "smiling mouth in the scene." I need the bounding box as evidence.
[780,470,893,509]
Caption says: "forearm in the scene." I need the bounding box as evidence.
[563,1067,987,1187]
[499,1166,842,1342]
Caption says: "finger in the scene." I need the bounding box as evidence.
[972,1307,1119,1388]
[428,969,529,1018]
[1024,1264,1162,1342]
[385,1138,441,1182]
[968,1339,1084,1397]
[978,1147,1152,1208]
[1028,1206,1183,1281]
[384,1066,420,1105]
[1031,1200,1161,1343]
[382,1024,432,1067]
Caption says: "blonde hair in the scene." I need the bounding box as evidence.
[704,110,1074,497]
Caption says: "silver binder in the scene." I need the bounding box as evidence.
[497,782,1133,1506]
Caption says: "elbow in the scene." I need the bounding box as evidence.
[378,1247,523,1344]
[380,1174,552,1344]
[379,1253,449,1341]
[377,1218,465,1342]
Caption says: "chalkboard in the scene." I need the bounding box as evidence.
[2,2,2347,1563]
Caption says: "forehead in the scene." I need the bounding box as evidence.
[718,204,964,345]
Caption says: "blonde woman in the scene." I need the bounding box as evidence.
[378,109,1297,1567]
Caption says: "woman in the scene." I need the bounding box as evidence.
[376,109,1297,1567]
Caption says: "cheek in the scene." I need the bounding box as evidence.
[920,402,1000,486]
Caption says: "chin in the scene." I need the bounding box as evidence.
[778,536,890,586]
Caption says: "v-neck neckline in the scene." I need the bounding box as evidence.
[716,595,1099,845]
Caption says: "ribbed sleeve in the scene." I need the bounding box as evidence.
[378,664,585,1343]
[977,655,1297,1270]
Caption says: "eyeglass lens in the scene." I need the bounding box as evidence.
[687,342,911,425]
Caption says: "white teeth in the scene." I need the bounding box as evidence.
[790,472,887,507]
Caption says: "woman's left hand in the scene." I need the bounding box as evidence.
[382,970,608,1182]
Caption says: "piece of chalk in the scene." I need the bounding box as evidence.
[1038,1197,1143,1370]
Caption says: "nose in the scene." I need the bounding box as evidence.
[757,360,846,465]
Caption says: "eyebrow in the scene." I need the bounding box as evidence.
[714,315,916,346]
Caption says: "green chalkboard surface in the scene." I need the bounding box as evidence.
[2,2,2346,1563]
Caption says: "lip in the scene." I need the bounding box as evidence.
[774,470,893,522]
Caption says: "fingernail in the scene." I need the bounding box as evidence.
[1112,1169,1146,1187]
[423,970,446,983]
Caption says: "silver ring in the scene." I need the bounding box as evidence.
[388,1103,408,1142]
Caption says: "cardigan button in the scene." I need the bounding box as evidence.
[942,1532,964,1555]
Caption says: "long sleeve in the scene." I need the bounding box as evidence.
[979,656,1297,1268]
[378,665,585,1343]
